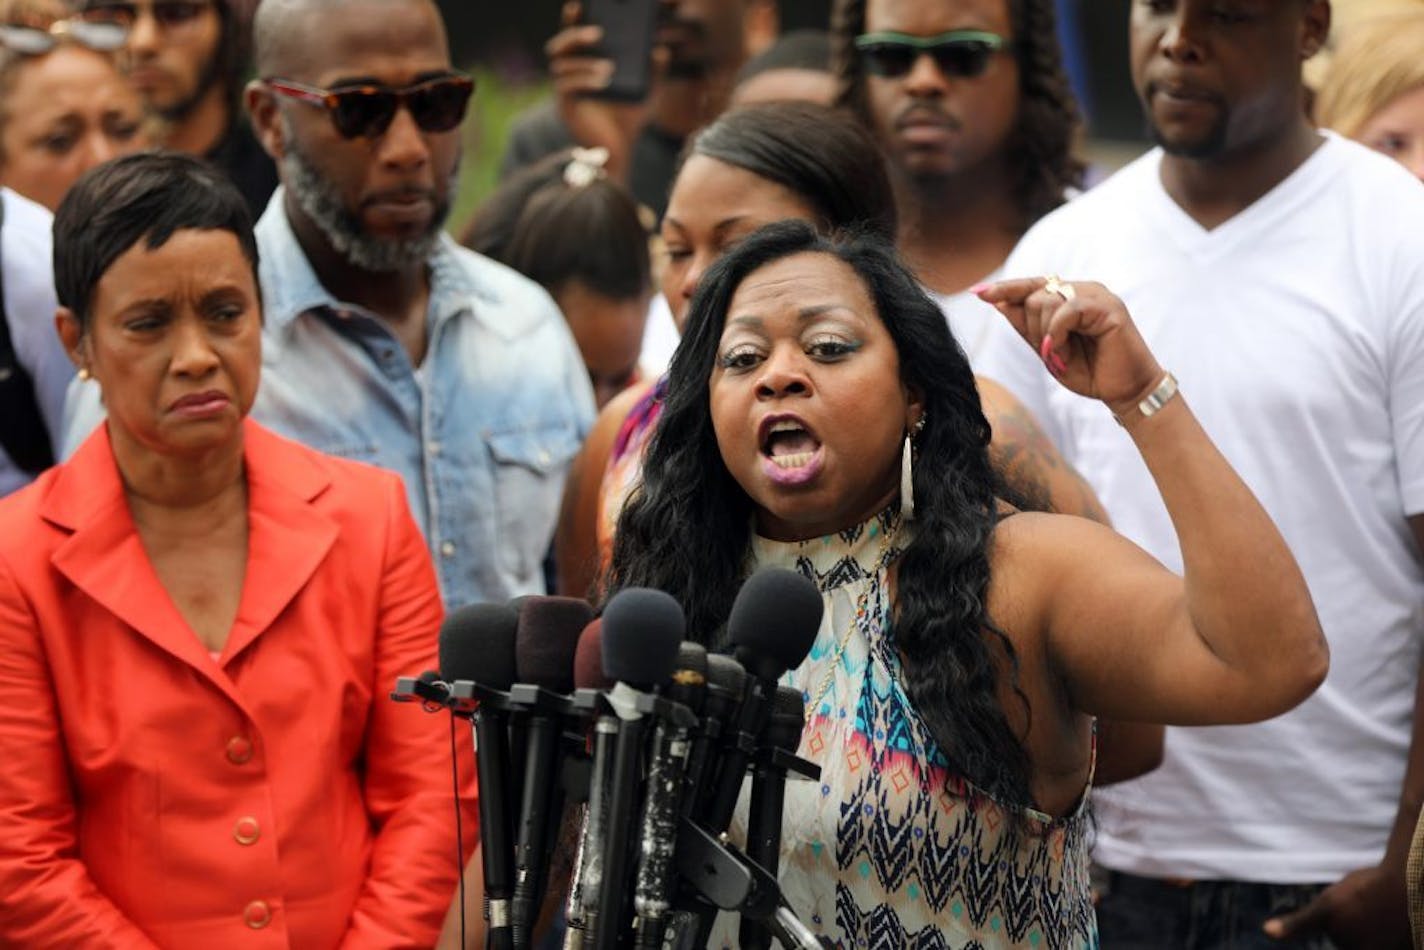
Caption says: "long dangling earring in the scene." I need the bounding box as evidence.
[901,415,926,521]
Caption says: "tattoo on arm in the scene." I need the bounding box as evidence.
[988,401,1111,525]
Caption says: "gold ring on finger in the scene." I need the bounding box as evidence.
[1043,275,1076,302]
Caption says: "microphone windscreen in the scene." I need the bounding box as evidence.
[765,684,806,752]
[705,653,747,696]
[515,596,595,693]
[727,567,823,676]
[573,619,612,690]
[668,642,708,713]
[439,602,520,689]
[602,588,686,687]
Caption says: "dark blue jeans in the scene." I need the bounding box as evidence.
[1097,870,1336,950]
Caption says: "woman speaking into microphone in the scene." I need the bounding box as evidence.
[606,222,1329,949]
[0,152,475,947]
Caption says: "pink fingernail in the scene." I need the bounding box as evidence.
[969,282,990,295]
[1039,335,1054,362]
[1049,351,1068,376]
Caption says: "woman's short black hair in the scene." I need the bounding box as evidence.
[685,100,898,241]
[463,148,652,301]
[54,151,259,330]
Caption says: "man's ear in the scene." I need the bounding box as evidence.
[55,307,86,372]
[244,79,287,162]
[1301,0,1331,60]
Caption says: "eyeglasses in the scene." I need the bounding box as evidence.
[263,74,475,139]
[0,17,129,55]
[854,30,1011,79]
[79,1,212,32]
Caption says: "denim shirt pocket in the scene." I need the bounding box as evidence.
[485,424,582,586]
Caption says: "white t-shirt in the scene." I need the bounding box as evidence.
[0,189,66,498]
[974,134,1424,882]
[928,267,1013,368]
[638,293,680,378]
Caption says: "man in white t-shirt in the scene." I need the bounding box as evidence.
[974,2,1424,946]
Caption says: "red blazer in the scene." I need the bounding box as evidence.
[0,420,477,948]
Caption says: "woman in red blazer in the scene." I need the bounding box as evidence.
[0,153,476,947]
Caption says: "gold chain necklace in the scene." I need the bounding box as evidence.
[803,515,900,718]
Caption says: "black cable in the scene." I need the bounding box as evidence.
[450,714,467,948]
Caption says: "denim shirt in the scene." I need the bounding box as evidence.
[64,192,595,608]
[254,193,594,607]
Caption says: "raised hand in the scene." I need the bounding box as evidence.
[546,1,665,182]
[976,277,1166,424]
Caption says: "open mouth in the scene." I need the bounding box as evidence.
[761,418,823,469]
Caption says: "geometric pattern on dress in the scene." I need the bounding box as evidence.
[740,507,1098,950]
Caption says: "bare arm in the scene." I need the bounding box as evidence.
[977,377,1163,779]
[555,380,654,601]
[979,278,1328,727]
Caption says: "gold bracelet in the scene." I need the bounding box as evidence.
[1114,372,1178,427]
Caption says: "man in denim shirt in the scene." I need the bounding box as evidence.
[242,0,594,607]
[63,0,594,608]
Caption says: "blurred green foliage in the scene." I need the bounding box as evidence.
[449,66,550,239]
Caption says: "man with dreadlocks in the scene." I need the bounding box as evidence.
[78,0,276,218]
[828,0,1094,518]
[830,0,1081,359]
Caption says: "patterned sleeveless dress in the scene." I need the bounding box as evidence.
[712,506,1099,950]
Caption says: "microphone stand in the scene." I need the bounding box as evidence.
[740,745,801,950]
[665,816,828,950]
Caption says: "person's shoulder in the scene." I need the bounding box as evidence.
[1032,150,1160,232]
[1319,134,1424,216]
[247,420,403,503]
[0,465,68,573]
[1,188,54,268]
[1009,150,1161,266]
[444,241,565,327]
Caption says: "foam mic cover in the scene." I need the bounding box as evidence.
[727,567,823,680]
[515,596,595,692]
[439,602,520,688]
[667,642,708,714]
[574,618,612,690]
[765,684,806,753]
[601,588,686,687]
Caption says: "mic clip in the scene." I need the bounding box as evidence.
[605,683,699,729]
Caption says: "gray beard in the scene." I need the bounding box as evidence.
[280,129,450,273]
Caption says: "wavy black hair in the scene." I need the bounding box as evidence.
[608,220,1033,807]
[830,0,1084,230]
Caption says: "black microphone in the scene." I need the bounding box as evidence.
[565,619,612,949]
[595,588,686,950]
[701,568,822,836]
[631,642,707,949]
[439,602,521,950]
[681,653,746,816]
[740,685,807,950]
[510,596,594,948]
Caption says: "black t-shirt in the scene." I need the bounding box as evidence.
[206,117,280,221]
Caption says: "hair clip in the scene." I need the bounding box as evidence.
[563,146,610,188]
